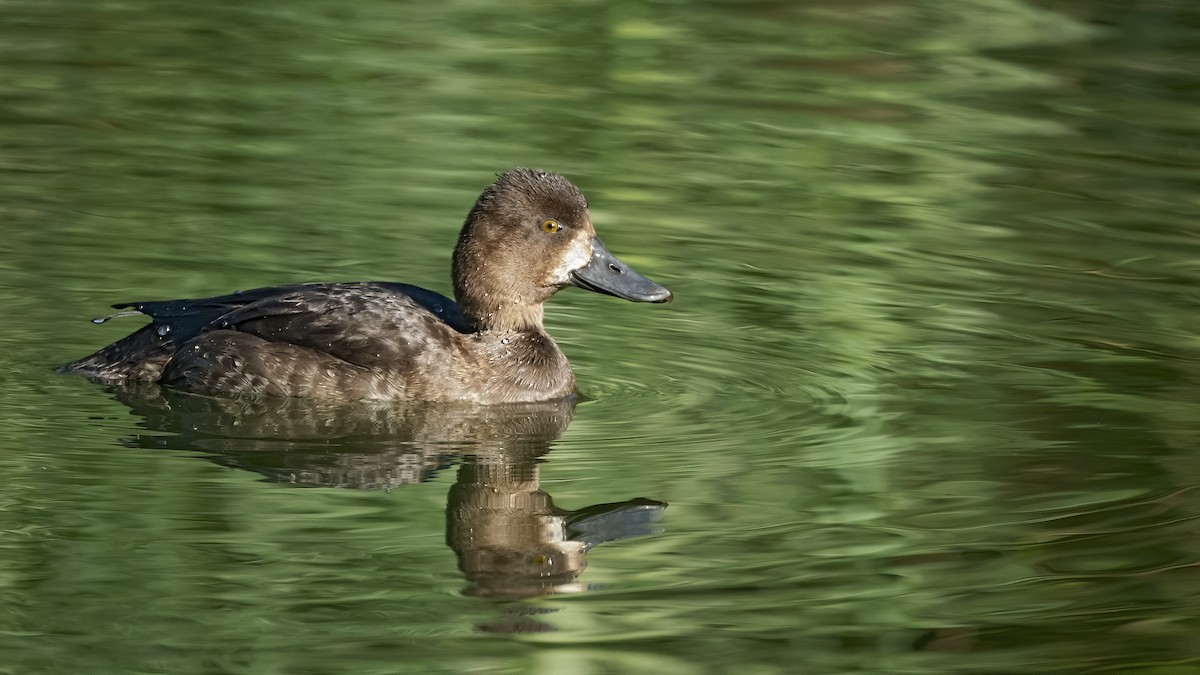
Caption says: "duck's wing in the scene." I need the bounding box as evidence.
[61,285,306,382]
[112,283,323,347]
[171,282,465,369]
[63,282,465,383]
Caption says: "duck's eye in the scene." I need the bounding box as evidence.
[540,219,562,233]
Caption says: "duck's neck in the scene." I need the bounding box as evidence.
[457,295,546,334]
[452,229,556,333]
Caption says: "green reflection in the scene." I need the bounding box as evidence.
[2,0,1199,672]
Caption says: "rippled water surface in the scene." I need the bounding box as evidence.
[3,0,1199,672]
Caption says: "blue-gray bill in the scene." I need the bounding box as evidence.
[569,238,673,303]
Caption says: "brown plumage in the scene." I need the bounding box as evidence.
[60,169,672,403]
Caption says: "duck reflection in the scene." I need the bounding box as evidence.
[448,449,664,600]
[109,385,665,612]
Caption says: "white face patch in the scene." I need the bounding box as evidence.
[548,235,593,284]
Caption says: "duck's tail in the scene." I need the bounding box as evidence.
[58,318,176,383]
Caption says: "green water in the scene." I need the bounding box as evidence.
[3,0,1199,672]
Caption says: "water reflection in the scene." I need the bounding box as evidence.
[448,452,664,602]
[108,385,665,626]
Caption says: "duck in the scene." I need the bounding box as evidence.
[60,168,672,403]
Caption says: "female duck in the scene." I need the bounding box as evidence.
[61,169,672,403]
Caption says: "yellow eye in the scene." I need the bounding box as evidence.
[541,219,561,233]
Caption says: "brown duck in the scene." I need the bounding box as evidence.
[60,169,672,403]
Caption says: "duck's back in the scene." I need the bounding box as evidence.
[62,282,470,398]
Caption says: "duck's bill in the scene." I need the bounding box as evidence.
[570,238,673,303]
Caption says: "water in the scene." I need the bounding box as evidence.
[2,0,1199,672]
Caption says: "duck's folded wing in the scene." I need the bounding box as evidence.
[114,283,323,346]
[63,284,321,381]
[193,284,462,368]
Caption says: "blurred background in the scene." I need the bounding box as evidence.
[2,0,1199,672]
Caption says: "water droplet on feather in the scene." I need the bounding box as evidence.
[91,310,141,324]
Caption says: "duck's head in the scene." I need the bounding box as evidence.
[453,169,671,331]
